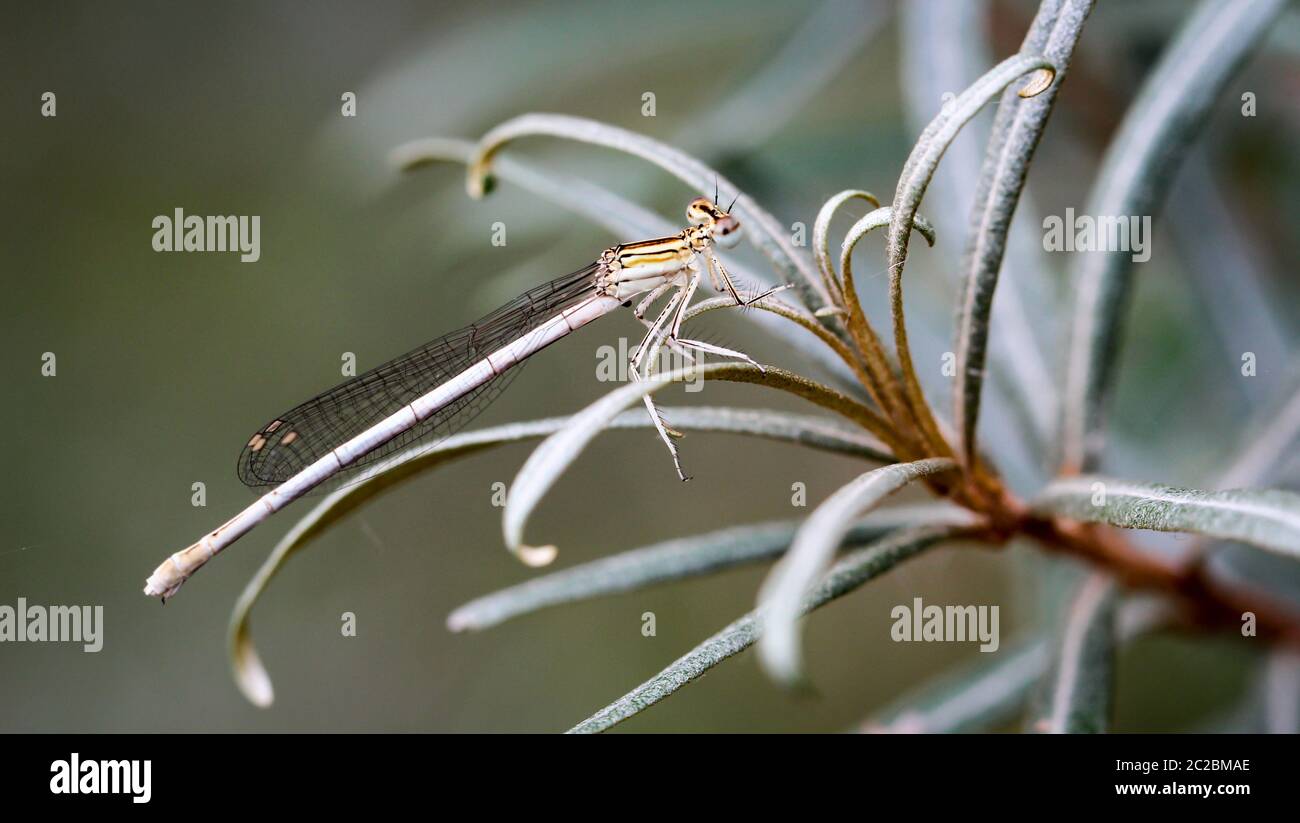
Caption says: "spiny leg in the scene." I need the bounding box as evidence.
[631,287,683,375]
[633,281,675,321]
[673,337,764,372]
[636,291,700,439]
[635,283,692,361]
[665,264,791,373]
[636,263,783,480]
[668,268,702,339]
[663,267,763,365]
[643,269,704,474]
[637,283,701,435]
[708,251,787,308]
[629,284,691,479]
[635,379,690,481]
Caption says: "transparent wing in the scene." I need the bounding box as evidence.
[237,263,600,489]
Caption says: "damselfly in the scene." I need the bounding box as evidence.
[144,196,783,600]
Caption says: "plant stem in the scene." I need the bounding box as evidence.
[1012,508,1300,640]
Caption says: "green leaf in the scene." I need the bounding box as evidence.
[449,503,974,632]
[1026,573,1118,733]
[1060,0,1286,472]
[567,525,969,733]
[228,405,890,707]
[1034,476,1300,561]
[756,457,959,685]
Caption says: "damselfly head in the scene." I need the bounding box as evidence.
[686,196,743,248]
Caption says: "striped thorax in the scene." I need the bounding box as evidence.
[596,196,742,300]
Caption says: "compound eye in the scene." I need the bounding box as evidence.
[715,217,743,247]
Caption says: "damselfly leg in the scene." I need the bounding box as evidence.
[626,254,790,481]
[707,249,787,309]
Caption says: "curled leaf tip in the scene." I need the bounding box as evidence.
[393,154,432,173]
[516,543,558,568]
[445,608,476,634]
[756,620,804,686]
[389,143,434,172]
[466,162,493,199]
[232,630,275,708]
[1018,67,1056,98]
[771,666,816,695]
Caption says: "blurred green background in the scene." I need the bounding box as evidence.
[2,0,1296,732]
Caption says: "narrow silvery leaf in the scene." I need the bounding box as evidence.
[1034,476,1300,561]
[841,207,937,270]
[684,0,888,157]
[888,52,1056,454]
[864,592,1173,733]
[864,638,1049,733]
[1263,648,1300,734]
[568,525,967,734]
[392,137,673,240]
[756,457,958,685]
[1196,371,1300,626]
[229,405,887,707]
[899,0,991,205]
[954,0,1093,467]
[1217,371,1300,489]
[902,0,1061,465]
[1169,149,1291,408]
[392,136,862,388]
[813,189,880,305]
[1060,0,1286,472]
[1026,573,1118,733]
[450,504,973,632]
[890,47,1057,290]
[503,363,886,566]
[464,113,829,310]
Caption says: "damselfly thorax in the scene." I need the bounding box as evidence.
[597,200,742,300]
[145,196,782,600]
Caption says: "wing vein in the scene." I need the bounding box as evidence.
[236,263,600,489]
